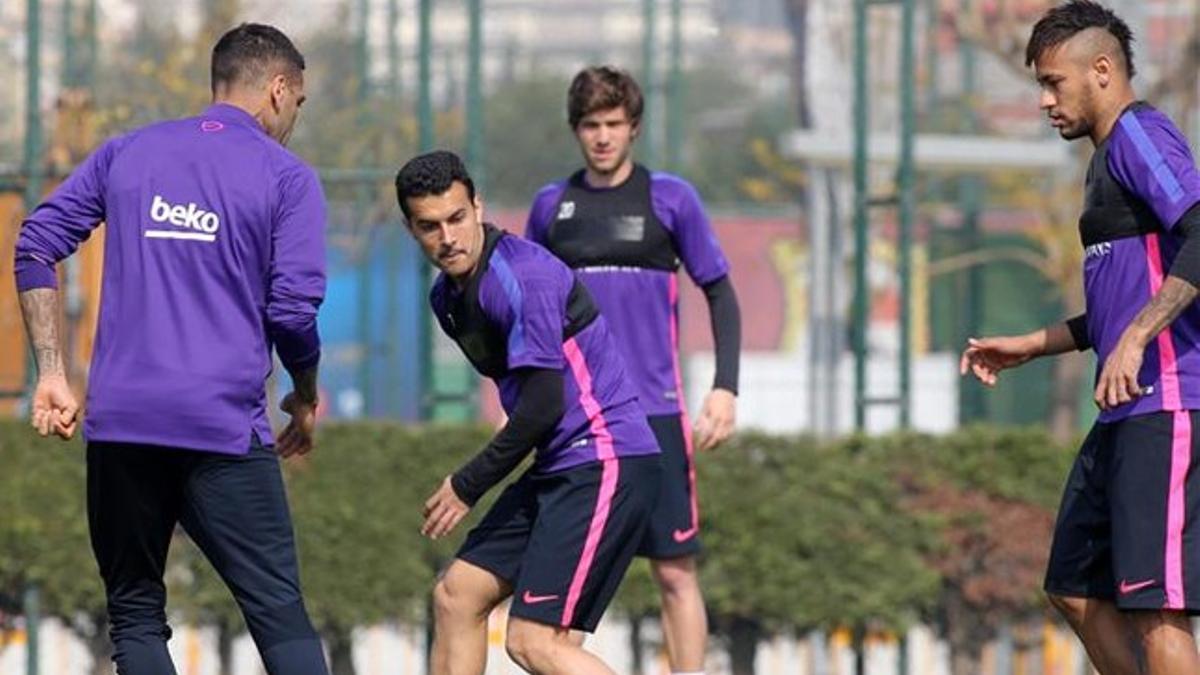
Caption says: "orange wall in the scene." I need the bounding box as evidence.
[0,188,104,417]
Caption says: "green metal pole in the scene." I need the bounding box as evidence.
[83,0,96,90]
[641,0,658,169]
[924,0,939,114]
[356,0,369,103]
[852,0,869,431]
[666,0,683,173]
[959,0,984,423]
[417,0,434,419]
[24,0,44,404]
[25,0,43,213]
[61,0,75,87]
[356,205,373,417]
[355,0,373,415]
[387,0,401,100]
[898,0,916,430]
[24,584,39,675]
[418,0,434,152]
[466,0,484,190]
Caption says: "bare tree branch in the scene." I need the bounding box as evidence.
[926,246,1052,278]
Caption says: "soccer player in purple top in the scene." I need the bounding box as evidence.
[396,150,662,675]
[962,2,1200,672]
[15,24,329,675]
[525,67,741,674]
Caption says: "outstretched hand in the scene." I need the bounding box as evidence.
[959,334,1041,386]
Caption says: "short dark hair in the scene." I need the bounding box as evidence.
[394,150,477,219]
[1025,1,1135,77]
[211,23,306,94]
[567,66,644,129]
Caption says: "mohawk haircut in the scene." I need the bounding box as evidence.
[394,150,477,219]
[1025,1,1136,78]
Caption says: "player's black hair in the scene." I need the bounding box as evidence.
[394,150,477,219]
[1025,1,1135,77]
[211,23,306,93]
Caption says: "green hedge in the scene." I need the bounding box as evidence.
[0,420,1075,665]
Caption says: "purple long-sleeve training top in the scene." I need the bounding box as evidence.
[14,103,326,453]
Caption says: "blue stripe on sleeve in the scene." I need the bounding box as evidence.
[489,251,526,356]
[1119,113,1185,205]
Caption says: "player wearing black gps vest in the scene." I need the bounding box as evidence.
[526,66,741,675]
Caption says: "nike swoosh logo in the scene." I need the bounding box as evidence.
[1119,579,1156,595]
[522,591,560,605]
[672,527,698,543]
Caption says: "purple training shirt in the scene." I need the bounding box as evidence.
[1080,102,1200,421]
[431,227,659,472]
[525,166,729,417]
[14,103,327,453]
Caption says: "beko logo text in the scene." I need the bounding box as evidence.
[146,195,220,241]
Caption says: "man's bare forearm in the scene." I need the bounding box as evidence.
[1035,321,1082,358]
[1123,276,1199,347]
[18,288,64,377]
[290,365,318,404]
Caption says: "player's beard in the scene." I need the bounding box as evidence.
[1060,88,1098,141]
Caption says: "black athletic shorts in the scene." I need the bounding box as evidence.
[637,414,701,559]
[457,454,661,632]
[1045,410,1200,611]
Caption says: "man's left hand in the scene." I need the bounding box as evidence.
[1095,333,1147,411]
[693,388,736,452]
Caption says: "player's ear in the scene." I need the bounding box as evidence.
[269,73,289,112]
[1094,53,1112,88]
[474,194,485,223]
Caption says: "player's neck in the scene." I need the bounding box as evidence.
[1090,89,1138,146]
[583,159,635,189]
[212,93,269,132]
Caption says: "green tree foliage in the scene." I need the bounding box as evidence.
[0,419,1077,674]
[0,431,108,673]
[700,433,938,675]
[288,422,489,675]
[869,428,1075,675]
[481,75,579,208]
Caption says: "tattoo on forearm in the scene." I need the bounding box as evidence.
[292,366,318,404]
[1131,276,1199,342]
[18,289,64,377]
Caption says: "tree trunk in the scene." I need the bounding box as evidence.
[950,644,983,675]
[216,620,235,675]
[941,592,988,675]
[628,615,645,675]
[728,616,760,675]
[1050,351,1087,443]
[852,625,866,675]
[326,626,356,675]
[72,612,111,675]
[1050,290,1088,443]
[782,0,812,129]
